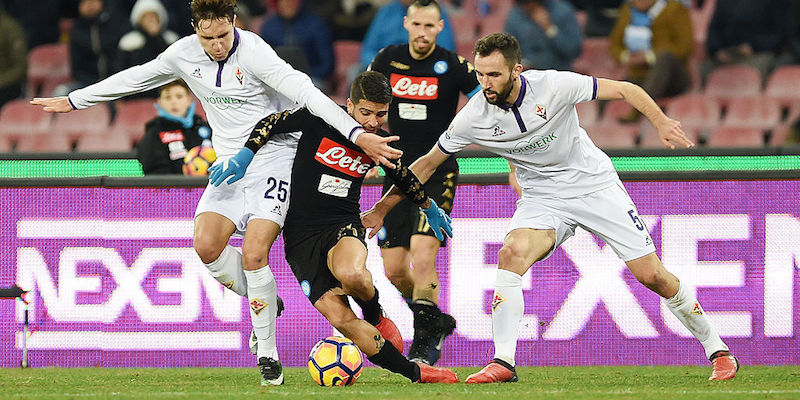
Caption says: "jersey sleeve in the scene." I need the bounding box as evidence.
[546,70,597,105]
[68,49,177,109]
[367,47,388,75]
[436,109,473,155]
[243,36,362,142]
[453,53,480,98]
[244,107,314,153]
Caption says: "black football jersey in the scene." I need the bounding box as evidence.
[369,44,480,167]
[245,107,427,228]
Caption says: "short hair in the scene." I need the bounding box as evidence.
[350,71,393,105]
[407,0,442,18]
[160,79,190,94]
[191,0,237,27]
[474,33,522,69]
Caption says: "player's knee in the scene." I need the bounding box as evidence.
[241,251,268,270]
[193,240,223,264]
[497,241,529,266]
[635,268,666,289]
[338,267,371,293]
[384,267,411,287]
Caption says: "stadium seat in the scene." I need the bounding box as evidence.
[75,132,133,152]
[601,100,635,123]
[27,43,71,98]
[722,97,782,130]
[768,123,793,146]
[15,133,73,153]
[764,65,800,106]
[0,136,10,152]
[706,126,764,148]
[333,40,362,101]
[449,10,479,46]
[572,38,625,80]
[576,101,599,129]
[52,106,111,141]
[665,93,720,131]
[110,99,158,142]
[704,65,761,103]
[585,121,639,149]
[0,99,52,141]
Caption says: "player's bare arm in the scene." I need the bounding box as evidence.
[362,145,449,238]
[595,78,694,149]
[30,97,73,113]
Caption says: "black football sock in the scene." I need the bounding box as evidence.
[354,288,381,326]
[367,340,421,382]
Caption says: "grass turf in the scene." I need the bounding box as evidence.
[1,366,798,399]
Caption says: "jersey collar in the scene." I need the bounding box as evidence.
[204,28,241,63]
[497,75,527,111]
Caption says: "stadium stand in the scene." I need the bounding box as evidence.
[572,38,625,80]
[704,65,762,104]
[332,40,362,102]
[52,106,111,143]
[110,99,158,143]
[764,65,800,106]
[586,121,639,149]
[15,132,73,153]
[75,132,133,152]
[601,100,635,124]
[722,97,782,130]
[0,99,52,145]
[26,43,71,98]
[706,126,765,148]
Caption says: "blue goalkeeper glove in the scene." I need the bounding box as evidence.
[208,147,254,186]
[421,199,453,241]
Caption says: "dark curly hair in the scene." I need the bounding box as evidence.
[474,33,522,69]
[190,0,238,28]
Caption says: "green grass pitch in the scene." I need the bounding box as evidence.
[1,366,798,399]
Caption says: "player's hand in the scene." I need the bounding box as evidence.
[354,131,402,169]
[361,208,386,239]
[420,199,453,241]
[30,97,73,113]
[655,117,694,149]
[208,148,255,186]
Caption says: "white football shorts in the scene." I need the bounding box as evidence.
[194,142,297,235]
[507,181,656,262]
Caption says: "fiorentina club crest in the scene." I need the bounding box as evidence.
[249,298,267,315]
[491,293,505,311]
[690,301,704,315]
[234,67,244,85]
[535,104,547,120]
[221,280,234,290]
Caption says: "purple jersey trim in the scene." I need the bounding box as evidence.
[512,107,527,133]
[592,76,598,100]
[498,75,527,111]
[437,140,455,155]
[67,95,76,110]
[215,29,241,87]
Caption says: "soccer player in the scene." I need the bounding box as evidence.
[30,0,401,386]
[362,33,739,383]
[367,0,480,365]
[211,71,459,383]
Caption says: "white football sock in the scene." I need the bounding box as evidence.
[663,281,728,359]
[492,269,524,366]
[245,266,279,360]
[204,245,248,296]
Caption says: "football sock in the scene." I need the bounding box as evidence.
[411,299,442,335]
[245,266,279,360]
[367,340,420,382]
[204,245,248,296]
[492,269,524,366]
[663,281,728,359]
[354,288,381,326]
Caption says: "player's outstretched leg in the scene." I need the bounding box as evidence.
[408,300,456,365]
[249,296,285,355]
[354,288,404,352]
[465,358,519,384]
[244,266,282,386]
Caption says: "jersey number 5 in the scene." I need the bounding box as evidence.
[627,209,645,231]
[265,177,289,202]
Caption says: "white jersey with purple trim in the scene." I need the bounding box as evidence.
[68,29,361,159]
[438,70,618,198]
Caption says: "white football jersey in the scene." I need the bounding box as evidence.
[438,70,618,198]
[69,29,361,158]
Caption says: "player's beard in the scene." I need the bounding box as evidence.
[411,37,433,57]
[483,75,515,105]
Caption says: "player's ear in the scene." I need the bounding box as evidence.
[346,98,354,115]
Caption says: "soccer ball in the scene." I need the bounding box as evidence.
[308,336,363,386]
[182,145,217,176]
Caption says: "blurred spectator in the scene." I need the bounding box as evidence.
[136,80,211,175]
[777,0,800,66]
[1,0,76,48]
[0,7,26,109]
[570,0,623,38]
[115,0,179,75]
[702,0,789,81]
[54,0,125,96]
[260,0,334,92]
[309,0,388,41]
[505,0,582,70]
[609,0,692,108]
[360,0,455,69]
